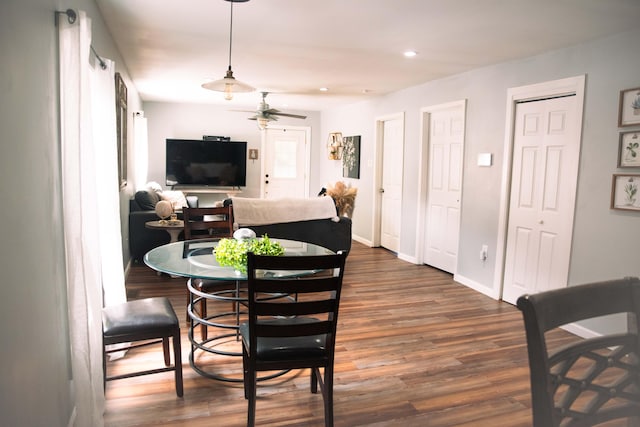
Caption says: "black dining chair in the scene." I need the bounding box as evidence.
[102,297,183,397]
[240,251,348,427]
[183,206,237,340]
[517,277,640,427]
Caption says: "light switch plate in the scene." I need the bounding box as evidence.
[477,153,492,167]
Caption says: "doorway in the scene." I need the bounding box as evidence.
[261,126,310,199]
[420,100,466,274]
[497,76,585,304]
[373,113,404,252]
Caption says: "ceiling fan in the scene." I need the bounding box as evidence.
[240,92,307,129]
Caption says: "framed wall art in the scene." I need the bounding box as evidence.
[618,86,640,127]
[115,72,128,189]
[618,131,640,168]
[611,174,640,211]
[342,135,361,179]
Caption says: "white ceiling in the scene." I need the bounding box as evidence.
[96,0,640,112]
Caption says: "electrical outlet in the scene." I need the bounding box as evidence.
[480,245,488,261]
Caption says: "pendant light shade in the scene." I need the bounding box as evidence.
[202,0,254,100]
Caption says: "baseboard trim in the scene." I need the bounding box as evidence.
[352,234,372,247]
[454,273,501,300]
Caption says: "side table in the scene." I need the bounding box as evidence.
[145,219,184,243]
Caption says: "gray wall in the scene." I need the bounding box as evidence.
[0,0,140,425]
[142,29,640,338]
[320,28,640,331]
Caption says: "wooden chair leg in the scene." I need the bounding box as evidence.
[324,366,334,427]
[247,370,257,427]
[311,367,318,393]
[200,298,208,341]
[173,330,184,397]
[162,337,171,366]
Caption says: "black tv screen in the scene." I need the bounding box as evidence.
[166,139,247,187]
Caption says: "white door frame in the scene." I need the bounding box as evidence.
[416,99,467,265]
[494,75,585,299]
[372,112,404,247]
[260,125,311,198]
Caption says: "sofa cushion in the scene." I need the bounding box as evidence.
[135,190,161,210]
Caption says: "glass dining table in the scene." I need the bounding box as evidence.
[144,238,334,382]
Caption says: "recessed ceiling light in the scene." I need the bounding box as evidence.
[319,87,329,92]
[404,50,417,58]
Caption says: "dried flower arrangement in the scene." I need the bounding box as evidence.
[325,181,358,217]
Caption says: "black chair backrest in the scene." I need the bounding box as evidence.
[517,277,640,427]
[245,252,347,365]
[183,206,233,240]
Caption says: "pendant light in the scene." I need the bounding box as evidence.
[202,0,254,100]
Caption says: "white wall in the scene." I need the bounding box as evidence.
[0,0,141,425]
[141,102,321,203]
[318,28,640,335]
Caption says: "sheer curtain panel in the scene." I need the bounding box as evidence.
[58,9,127,425]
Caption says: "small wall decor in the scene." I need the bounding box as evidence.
[327,132,344,160]
[342,135,361,179]
[618,131,640,168]
[611,174,640,211]
[618,86,640,127]
[115,72,128,189]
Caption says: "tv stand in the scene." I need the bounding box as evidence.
[172,186,242,198]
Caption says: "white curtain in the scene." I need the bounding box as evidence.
[59,10,127,425]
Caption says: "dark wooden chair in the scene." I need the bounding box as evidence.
[182,206,234,240]
[517,277,640,426]
[240,251,348,427]
[183,206,237,340]
[102,297,183,397]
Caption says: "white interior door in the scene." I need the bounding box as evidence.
[380,116,404,252]
[262,127,309,199]
[502,95,581,304]
[423,102,465,273]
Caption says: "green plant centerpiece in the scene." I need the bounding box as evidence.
[214,234,284,273]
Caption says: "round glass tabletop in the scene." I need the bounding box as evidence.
[144,238,334,280]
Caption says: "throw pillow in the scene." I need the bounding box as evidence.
[134,190,160,210]
[161,190,188,209]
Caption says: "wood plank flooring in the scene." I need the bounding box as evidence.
[104,241,575,426]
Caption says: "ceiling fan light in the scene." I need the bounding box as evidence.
[257,117,269,130]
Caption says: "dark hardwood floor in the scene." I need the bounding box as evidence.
[103,241,575,426]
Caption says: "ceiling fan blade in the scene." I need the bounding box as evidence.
[248,115,278,121]
[270,112,307,119]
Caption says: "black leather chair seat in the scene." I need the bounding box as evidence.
[103,297,178,340]
[240,318,327,361]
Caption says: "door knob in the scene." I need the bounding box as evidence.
[379,188,385,193]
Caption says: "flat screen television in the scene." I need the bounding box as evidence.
[165,139,247,187]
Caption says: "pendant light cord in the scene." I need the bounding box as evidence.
[227,1,234,71]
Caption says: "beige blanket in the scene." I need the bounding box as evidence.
[232,196,338,226]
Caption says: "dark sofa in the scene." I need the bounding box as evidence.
[129,190,198,261]
[247,218,352,254]
[130,191,352,261]
[229,196,352,255]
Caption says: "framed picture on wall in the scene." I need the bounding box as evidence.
[115,72,128,189]
[342,135,361,179]
[618,86,640,127]
[611,174,640,211]
[618,131,640,168]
